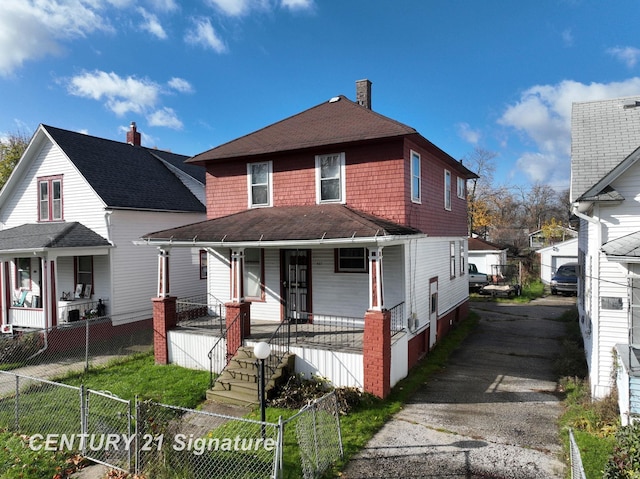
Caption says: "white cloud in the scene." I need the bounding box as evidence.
[138,8,167,39]
[0,0,112,77]
[499,78,640,186]
[185,17,226,52]
[562,29,573,48]
[148,107,183,129]
[607,46,640,68]
[456,122,481,145]
[146,0,179,12]
[205,0,258,16]
[167,77,193,93]
[281,0,314,11]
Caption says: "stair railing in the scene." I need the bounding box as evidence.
[207,311,244,388]
[261,319,291,380]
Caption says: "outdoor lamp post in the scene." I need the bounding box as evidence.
[254,341,271,435]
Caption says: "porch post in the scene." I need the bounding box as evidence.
[0,261,6,327]
[368,247,384,311]
[152,296,177,365]
[157,248,170,298]
[230,248,245,302]
[363,308,391,398]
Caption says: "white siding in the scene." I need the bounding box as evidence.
[168,330,221,371]
[290,345,363,388]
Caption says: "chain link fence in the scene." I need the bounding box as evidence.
[568,428,587,479]
[0,368,344,478]
[0,313,153,380]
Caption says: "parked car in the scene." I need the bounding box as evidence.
[468,263,489,292]
[550,262,578,295]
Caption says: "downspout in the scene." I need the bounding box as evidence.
[571,202,602,395]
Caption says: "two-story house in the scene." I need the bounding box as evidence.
[143,80,477,398]
[571,95,640,422]
[0,123,207,333]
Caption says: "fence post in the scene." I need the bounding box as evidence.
[14,375,19,431]
[80,384,87,456]
[85,317,90,372]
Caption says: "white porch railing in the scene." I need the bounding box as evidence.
[8,308,43,329]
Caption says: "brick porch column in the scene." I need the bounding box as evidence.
[225,301,251,360]
[152,296,177,365]
[363,308,391,398]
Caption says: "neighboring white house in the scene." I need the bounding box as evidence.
[0,123,207,330]
[537,238,578,284]
[529,227,578,250]
[468,237,507,278]
[571,96,640,417]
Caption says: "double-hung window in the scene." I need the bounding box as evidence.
[444,170,452,210]
[459,240,465,276]
[38,176,63,221]
[316,153,345,203]
[450,242,456,279]
[75,256,93,297]
[411,150,421,203]
[457,176,466,199]
[247,161,272,207]
[243,248,264,300]
[17,258,32,290]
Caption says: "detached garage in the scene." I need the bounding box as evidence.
[537,238,578,284]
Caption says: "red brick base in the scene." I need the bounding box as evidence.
[225,302,251,360]
[363,309,391,398]
[152,296,177,365]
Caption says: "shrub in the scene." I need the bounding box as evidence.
[603,422,640,478]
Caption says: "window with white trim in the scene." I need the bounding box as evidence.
[200,250,207,279]
[244,248,263,300]
[247,161,272,207]
[450,242,456,279]
[16,258,32,290]
[457,176,465,199]
[316,153,345,203]
[75,256,93,296]
[459,240,465,276]
[38,176,63,221]
[411,150,421,203]
[444,170,451,210]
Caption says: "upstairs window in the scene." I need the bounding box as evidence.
[444,170,452,210]
[38,176,62,221]
[411,150,421,203]
[316,153,345,203]
[247,161,272,207]
[457,176,466,199]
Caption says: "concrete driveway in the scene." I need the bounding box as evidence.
[340,295,576,479]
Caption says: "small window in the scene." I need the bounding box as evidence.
[444,170,451,210]
[248,161,272,207]
[200,250,207,279]
[38,176,63,221]
[457,177,465,199]
[450,242,456,279]
[336,248,367,272]
[244,248,264,300]
[411,150,421,203]
[75,256,93,295]
[316,153,345,203]
[16,258,32,290]
[459,240,465,276]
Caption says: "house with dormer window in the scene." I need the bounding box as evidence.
[0,123,206,332]
[142,81,477,398]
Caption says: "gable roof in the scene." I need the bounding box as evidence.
[571,96,640,202]
[40,125,205,213]
[140,204,422,246]
[0,222,111,252]
[188,95,477,179]
[468,237,505,252]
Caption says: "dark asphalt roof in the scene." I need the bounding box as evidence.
[0,222,111,251]
[43,125,205,213]
[142,204,422,243]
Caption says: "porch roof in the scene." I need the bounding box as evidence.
[0,222,111,253]
[602,231,640,258]
[140,204,423,247]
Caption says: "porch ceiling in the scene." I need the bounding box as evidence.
[141,204,422,245]
[0,222,111,253]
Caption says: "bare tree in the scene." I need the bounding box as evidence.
[462,147,497,237]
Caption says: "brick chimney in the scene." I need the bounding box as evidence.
[356,79,372,109]
[126,121,141,146]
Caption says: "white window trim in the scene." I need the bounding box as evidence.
[450,241,456,279]
[247,161,273,208]
[315,152,346,204]
[411,150,421,204]
[457,176,465,199]
[444,170,452,211]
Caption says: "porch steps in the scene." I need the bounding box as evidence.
[206,346,294,407]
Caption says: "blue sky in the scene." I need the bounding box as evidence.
[2,0,640,191]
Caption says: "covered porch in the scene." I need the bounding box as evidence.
[0,222,112,331]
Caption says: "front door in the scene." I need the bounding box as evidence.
[282,250,311,322]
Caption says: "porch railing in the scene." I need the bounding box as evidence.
[261,320,291,379]
[288,314,364,351]
[207,311,244,388]
[388,302,406,335]
[58,298,109,324]
[176,293,225,333]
